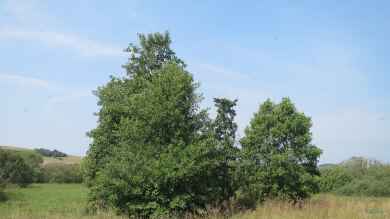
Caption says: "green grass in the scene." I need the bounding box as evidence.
[0,184,91,218]
[2,184,390,219]
[0,184,126,219]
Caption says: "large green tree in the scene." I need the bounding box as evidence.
[84,32,231,218]
[84,32,187,185]
[238,98,322,205]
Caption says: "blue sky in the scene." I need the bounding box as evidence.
[1,0,389,163]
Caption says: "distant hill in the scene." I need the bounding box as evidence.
[0,145,82,165]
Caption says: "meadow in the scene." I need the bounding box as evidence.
[0,184,123,219]
[1,184,390,219]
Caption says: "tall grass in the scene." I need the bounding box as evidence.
[1,184,390,219]
[0,184,121,219]
[228,195,390,219]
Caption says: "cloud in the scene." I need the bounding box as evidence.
[48,90,93,104]
[0,27,124,57]
[1,0,124,57]
[0,73,50,88]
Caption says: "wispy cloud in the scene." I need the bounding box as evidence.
[48,90,93,104]
[0,73,50,88]
[0,27,124,57]
[1,0,124,57]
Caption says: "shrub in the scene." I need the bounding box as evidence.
[319,166,353,192]
[39,163,82,183]
[0,149,35,187]
[335,165,390,197]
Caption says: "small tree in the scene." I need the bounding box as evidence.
[238,98,321,205]
[213,98,238,147]
[212,98,238,205]
[85,32,233,217]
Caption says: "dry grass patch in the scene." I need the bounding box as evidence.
[229,194,390,219]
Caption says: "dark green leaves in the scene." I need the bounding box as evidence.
[239,98,322,204]
[85,32,322,217]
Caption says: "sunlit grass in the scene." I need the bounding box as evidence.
[0,184,123,219]
[1,184,390,219]
[228,194,390,219]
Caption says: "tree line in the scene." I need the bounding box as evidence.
[35,148,67,158]
[319,157,390,197]
[83,32,322,218]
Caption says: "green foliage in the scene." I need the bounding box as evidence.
[238,98,322,205]
[0,149,37,187]
[319,166,353,192]
[123,31,185,79]
[87,62,233,217]
[213,98,238,146]
[85,32,324,217]
[212,98,239,205]
[85,32,234,218]
[84,33,191,187]
[320,158,390,197]
[39,163,82,183]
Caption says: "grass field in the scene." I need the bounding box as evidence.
[0,184,123,219]
[231,195,390,219]
[1,184,390,219]
[41,156,82,165]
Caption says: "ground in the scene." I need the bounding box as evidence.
[1,184,390,219]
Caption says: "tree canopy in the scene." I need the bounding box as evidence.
[238,98,322,203]
[84,32,322,218]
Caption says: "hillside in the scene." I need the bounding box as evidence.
[0,145,82,165]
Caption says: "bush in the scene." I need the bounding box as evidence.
[39,163,82,183]
[319,166,353,192]
[0,149,36,187]
[335,165,390,197]
[319,158,390,197]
